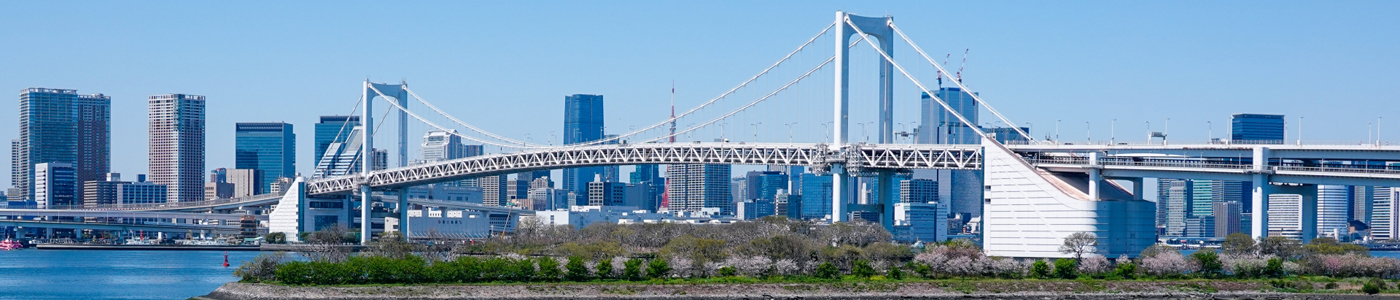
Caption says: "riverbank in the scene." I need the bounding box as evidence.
[198,280,1400,300]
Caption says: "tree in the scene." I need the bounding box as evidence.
[565,256,592,281]
[1257,236,1303,259]
[264,232,286,244]
[1030,260,1051,279]
[1221,233,1256,255]
[1053,258,1077,279]
[1303,237,1369,256]
[1190,249,1223,278]
[646,258,671,279]
[1059,232,1098,261]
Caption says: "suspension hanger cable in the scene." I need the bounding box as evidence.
[846,17,991,146]
[567,21,838,147]
[368,84,544,150]
[403,86,547,148]
[888,23,1033,143]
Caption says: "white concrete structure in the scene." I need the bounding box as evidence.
[981,140,1156,258]
[267,178,305,242]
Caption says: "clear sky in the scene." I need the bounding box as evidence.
[2,1,1398,192]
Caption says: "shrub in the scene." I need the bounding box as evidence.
[1191,250,1223,278]
[1031,260,1051,279]
[1053,258,1077,279]
[1363,278,1385,295]
[537,257,561,281]
[264,232,286,244]
[913,262,933,278]
[565,256,591,281]
[623,258,645,281]
[1114,261,1137,279]
[595,258,614,279]
[852,260,877,278]
[275,261,314,285]
[1265,258,1284,278]
[717,266,737,277]
[815,262,841,279]
[887,265,904,280]
[646,258,671,279]
[235,252,288,282]
[513,258,537,281]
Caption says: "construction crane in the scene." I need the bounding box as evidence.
[937,53,950,87]
[956,49,969,83]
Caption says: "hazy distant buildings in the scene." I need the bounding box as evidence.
[916,89,983,220]
[148,94,205,202]
[235,122,295,193]
[800,173,833,219]
[13,88,110,202]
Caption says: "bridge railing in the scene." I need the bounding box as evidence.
[1273,165,1400,175]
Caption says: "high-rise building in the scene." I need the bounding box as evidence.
[588,177,624,207]
[1372,188,1397,241]
[33,162,76,209]
[235,122,295,193]
[229,169,263,197]
[745,171,787,202]
[14,88,110,202]
[1213,201,1243,238]
[1268,194,1303,238]
[622,183,658,212]
[1353,186,1375,226]
[894,202,949,243]
[1186,216,1216,238]
[1230,113,1285,144]
[899,179,939,204]
[917,89,984,220]
[562,94,605,197]
[777,191,801,219]
[148,94,205,202]
[480,175,506,206]
[1317,185,1353,238]
[209,168,228,183]
[800,173,833,219]
[528,187,571,211]
[1160,179,1194,237]
[665,164,732,214]
[314,116,359,167]
[205,181,233,200]
[421,130,466,162]
[629,165,664,211]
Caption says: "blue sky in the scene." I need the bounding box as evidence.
[2,1,1397,191]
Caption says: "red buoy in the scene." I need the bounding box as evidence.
[223,252,230,268]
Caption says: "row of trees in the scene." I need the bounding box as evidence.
[246,218,1400,286]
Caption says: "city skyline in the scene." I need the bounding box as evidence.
[2,2,1399,191]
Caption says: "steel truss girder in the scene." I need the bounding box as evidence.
[305,143,982,196]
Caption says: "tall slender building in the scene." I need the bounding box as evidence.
[562,94,604,197]
[14,88,110,201]
[235,122,295,193]
[149,94,205,202]
[314,116,359,167]
[1317,185,1353,238]
[917,89,982,220]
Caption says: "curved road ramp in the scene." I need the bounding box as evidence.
[198,281,1400,300]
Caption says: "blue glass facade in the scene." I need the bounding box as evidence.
[1230,114,1285,144]
[800,173,833,219]
[314,116,359,167]
[562,94,604,197]
[235,122,295,193]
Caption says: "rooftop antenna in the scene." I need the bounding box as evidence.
[956,49,969,83]
[937,53,950,87]
[669,80,676,143]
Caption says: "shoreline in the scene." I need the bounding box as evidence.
[34,244,262,251]
[198,281,1400,300]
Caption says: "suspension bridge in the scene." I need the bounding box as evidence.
[11,11,1400,258]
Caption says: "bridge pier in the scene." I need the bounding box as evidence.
[398,187,408,240]
[1087,152,1102,200]
[877,171,896,231]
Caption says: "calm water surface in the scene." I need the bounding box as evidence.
[0,250,265,300]
[0,249,1397,299]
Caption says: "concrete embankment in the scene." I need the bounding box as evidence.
[198,281,1400,300]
